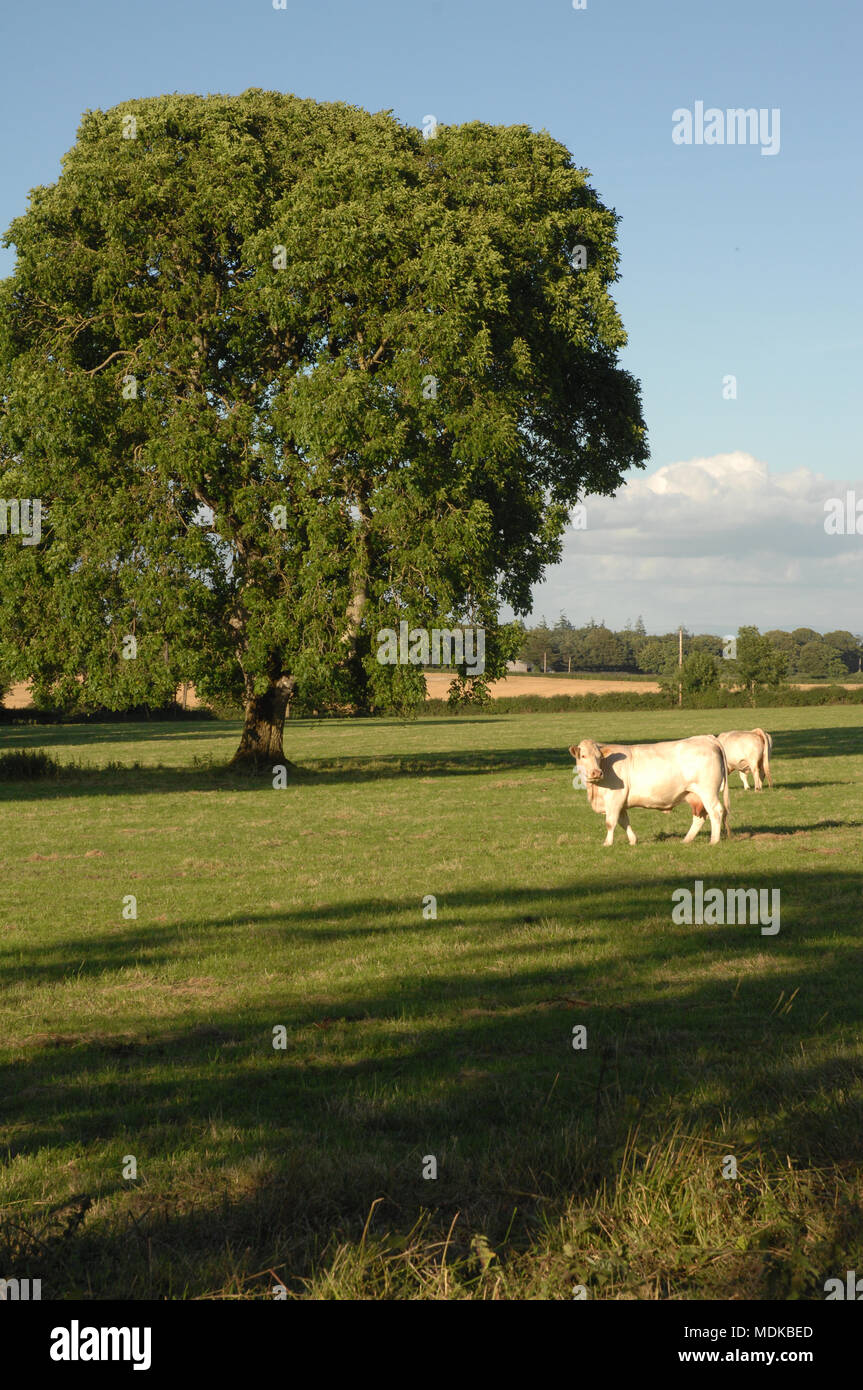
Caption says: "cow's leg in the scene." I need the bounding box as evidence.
[752,767,763,791]
[618,809,637,845]
[685,789,724,845]
[682,794,706,843]
[702,791,726,845]
[602,795,623,846]
[738,769,750,790]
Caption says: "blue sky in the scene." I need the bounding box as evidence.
[1,0,860,630]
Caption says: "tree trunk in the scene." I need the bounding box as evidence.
[340,507,372,713]
[341,575,372,713]
[230,675,296,769]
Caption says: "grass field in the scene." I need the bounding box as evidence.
[2,707,862,1299]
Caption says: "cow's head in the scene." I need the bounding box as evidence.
[569,738,604,783]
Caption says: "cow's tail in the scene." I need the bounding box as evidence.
[718,740,732,835]
[753,727,773,788]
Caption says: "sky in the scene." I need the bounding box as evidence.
[1,0,861,634]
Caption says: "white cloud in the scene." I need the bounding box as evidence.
[524,452,863,633]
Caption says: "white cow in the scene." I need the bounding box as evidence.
[570,735,731,846]
[716,728,773,791]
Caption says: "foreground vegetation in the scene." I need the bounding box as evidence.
[2,707,862,1298]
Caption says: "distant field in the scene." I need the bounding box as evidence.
[3,681,204,710]
[6,673,860,709]
[424,674,862,697]
[2,707,862,1299]
[424,673,663,697]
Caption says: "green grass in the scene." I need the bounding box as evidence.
[1,707,862,1299]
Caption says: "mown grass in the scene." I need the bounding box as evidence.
[1,707,862,1299]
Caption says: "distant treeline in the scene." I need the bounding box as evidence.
[518,617,863,680]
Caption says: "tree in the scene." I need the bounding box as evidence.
[614,628,638,671]
[763,628,802,675]
[636,638,677,675]
[822,630,862,673]
[521,619,557,673]
[578,624,627,670]
[690,634,723,659]
[555,615,581,673]
[680,649,719,696]
[796,640,847,680]
[726,626,787,702]
[0,91,647,763]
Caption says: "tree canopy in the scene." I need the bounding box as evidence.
[0,90,648,761]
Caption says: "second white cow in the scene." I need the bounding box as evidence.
[716,728,773,791]
[570,735,731,846]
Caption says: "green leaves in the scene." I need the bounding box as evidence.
[0,91,646,730]
[727,627,789,701]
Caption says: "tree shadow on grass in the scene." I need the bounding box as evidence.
[3,994,862,1296]
[652,819,863,841]
[0,714,508,752]
[762,781,847,790]
[3,866,863,1296]
[4,864,859,990]
[0,720,227,747]
[1,720,861,805]
[0,745,574,802]
[773,726,863,759]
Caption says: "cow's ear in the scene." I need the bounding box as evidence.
[568,744,579,758]
[599,744,613,758]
